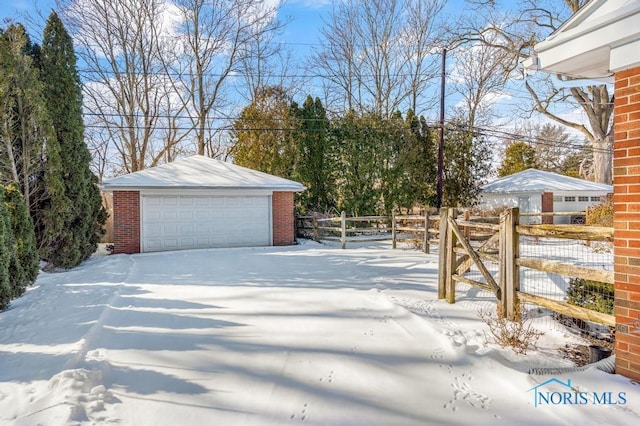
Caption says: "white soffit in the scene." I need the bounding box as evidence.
[529,0,640,79]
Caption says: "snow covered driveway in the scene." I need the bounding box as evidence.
[1,241,639,425]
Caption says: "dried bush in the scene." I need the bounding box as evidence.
[478,305,544,355]
[586,195,613,227]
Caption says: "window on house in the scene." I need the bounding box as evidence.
[553,196,563,202]
[564,196,575,202]
[578,196,589,202]
[591,196,602,202]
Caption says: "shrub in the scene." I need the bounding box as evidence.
[567,278,614,315]
[4,184,39,297]
[478,304,544,354]
[0,188,14,310]
[586,195,613,227]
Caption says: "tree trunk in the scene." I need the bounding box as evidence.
[592,134,612,184]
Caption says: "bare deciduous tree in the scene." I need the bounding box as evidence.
[58,0,172,173]
[169,0,282,157]
[310,0,445,117]
[451,40,511,129]
[459,0,613,183]
[403,0,447,114]
[56,0,284,174]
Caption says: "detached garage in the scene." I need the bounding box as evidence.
[479,168,612,224]
[101,155,305,254]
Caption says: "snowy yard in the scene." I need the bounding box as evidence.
[0,241,639,425]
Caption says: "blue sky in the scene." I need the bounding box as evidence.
[0,0,331,44]
[0,0,586,134]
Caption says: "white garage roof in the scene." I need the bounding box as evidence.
[102,155,305,192]
[481,169,613,193]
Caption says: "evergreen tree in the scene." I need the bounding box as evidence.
[498,141,538,177]
[0,187,15,310]
[3,183,38,297]
[398,110,437,209]
[0,23,69,268]
[378,111,411,215]
[0,24,50,211]
[38,12,106,267]
[333,113,383,216]
[443,124,492,207]
[292,96,335,213]
[231,86,298,178]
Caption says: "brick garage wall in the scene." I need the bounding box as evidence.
[272,191,295,246]
[112,191,141,254]
[613,66,640,381]
[541,192,554,224]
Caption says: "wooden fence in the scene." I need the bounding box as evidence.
[296,211,439,250]
[438,207,614,327]
[296,208,613,327]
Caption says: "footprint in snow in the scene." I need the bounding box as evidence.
[430,348,444,360]
[290,403,309,421]
[449,373,491,410]
[319,371,334,383]
[376,315,392,323]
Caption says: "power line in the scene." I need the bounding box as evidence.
[81,117,612,154]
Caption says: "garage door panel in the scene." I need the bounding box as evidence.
[179,197,194,206]
[142,195,271,252]
[162,197,178,206]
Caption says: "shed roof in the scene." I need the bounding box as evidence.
[481,169,613,194]
[101,155,305,192]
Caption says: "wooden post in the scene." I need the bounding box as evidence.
[445,208,457,303]
[438,208,448,299]
[312,216,319,241]
[392,211,397,249]
[499,207,519,320]
[463,209,471,241]
[341,211,346,249]
[423,210,430,254]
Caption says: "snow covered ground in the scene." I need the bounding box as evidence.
[0,241,638,425]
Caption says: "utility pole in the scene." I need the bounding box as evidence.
[436,48,446,209]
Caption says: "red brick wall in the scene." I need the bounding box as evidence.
[613,66,640,381]
[272,192,295,246]
[541,192,554,224]
[112,191,141,254]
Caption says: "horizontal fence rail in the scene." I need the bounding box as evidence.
[437,207,614,328]
[296,208,614,328]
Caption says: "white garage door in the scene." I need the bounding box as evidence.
[142,195,271,252]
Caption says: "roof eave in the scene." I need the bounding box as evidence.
[101,185,306,192]
[525,1,640,79]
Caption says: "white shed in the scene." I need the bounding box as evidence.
[479,169,612,224]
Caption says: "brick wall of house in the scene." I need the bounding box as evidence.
[272,191,295,246]
[613,66,640,381]
[112,191,141,254]
[541,192,554,224]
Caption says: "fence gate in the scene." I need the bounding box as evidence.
[438,207,615,326]
[438,208,518,319]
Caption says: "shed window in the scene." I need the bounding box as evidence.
[591,196,601,202]
[564,196,575,202]
[578,196,589,202]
